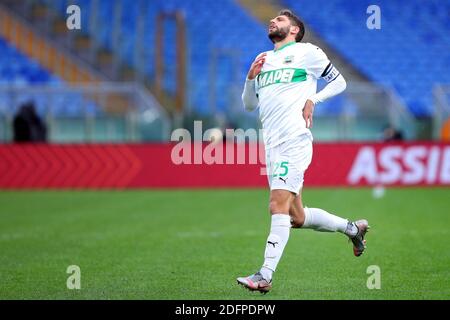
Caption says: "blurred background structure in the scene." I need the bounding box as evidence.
[0,0,449,142]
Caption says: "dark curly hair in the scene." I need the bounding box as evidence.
[278,9,305,42]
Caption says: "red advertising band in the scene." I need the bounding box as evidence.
[0,143,449,189]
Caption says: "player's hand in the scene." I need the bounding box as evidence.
[303,99,315,128]
[247,53,267,80]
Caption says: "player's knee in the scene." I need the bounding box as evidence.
[269,199,289,214]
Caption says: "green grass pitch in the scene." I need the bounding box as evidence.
[0,188,449,300]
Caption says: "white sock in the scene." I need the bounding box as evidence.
[303,207,357,237]
[260,214,291,281]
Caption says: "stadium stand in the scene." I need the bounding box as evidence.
[0,36,56,115]
[0,36,55,86]
[283,0,450,117]
[43,0,272,115]
[4,0,449,120]
[0,35,101,117]
[42,0,449,118]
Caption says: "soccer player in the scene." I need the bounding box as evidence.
[237,9,370,293]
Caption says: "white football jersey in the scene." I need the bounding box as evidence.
[254,42,334,149]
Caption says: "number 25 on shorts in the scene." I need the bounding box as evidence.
[271,161,289,178]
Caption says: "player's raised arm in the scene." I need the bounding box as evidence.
[303,46,347,128]
[242,53,267,111]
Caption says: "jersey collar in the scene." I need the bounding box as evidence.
[274,41,296,52]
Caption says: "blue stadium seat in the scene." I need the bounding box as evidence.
[0,36,101,117]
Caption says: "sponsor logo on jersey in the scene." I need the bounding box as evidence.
[257,68,307,89]
[283,55,294,64]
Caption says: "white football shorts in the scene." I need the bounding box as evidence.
[265,133,313,195]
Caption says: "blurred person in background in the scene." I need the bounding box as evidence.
[383,125,404,142]
[13,101,47,143]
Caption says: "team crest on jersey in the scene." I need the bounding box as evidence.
[283,55,294,64]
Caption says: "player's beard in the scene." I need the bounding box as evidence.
[268,26,290,43]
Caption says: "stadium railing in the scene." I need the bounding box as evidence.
[0,81,417,143]
[0,82,171,143]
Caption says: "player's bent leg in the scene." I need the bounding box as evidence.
[237,189,294,293]
[289,194,306,228]
[287,190,371,256]
[303,207,353,233]
[302,207,371,256]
